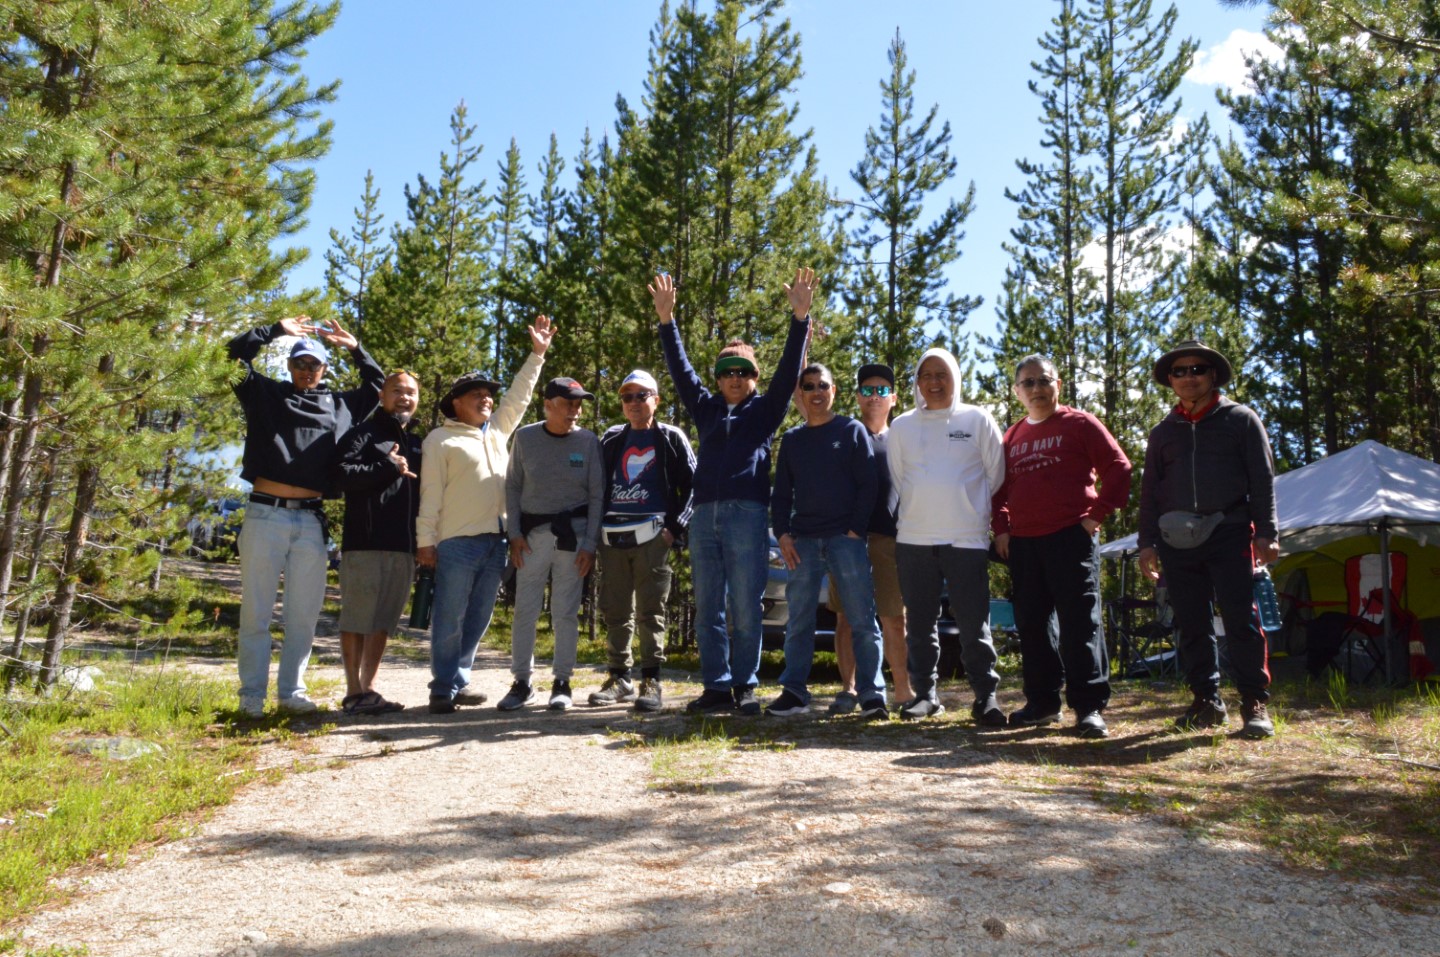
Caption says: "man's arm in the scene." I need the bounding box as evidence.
[493,316,553,436]
[415,429,445,565]
[978,408,1006,497]
[665,426,697,541]
[1083,412,1133,525]
[333,425,401,493]
[758,268,817,423]
[771,435,799,569]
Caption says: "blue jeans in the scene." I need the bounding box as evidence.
[779,534,885,705]
[689,499,769,691]
[237,503,328,702]
[429,533,508,699]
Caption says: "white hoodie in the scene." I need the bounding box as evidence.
[887,347,1004,549]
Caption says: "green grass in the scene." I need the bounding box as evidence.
[0,666,265,940]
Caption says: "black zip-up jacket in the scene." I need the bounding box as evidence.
[1138,394,1278,549]
[333,411,422,553]
[227,322,385,494]
[600,421,697,544]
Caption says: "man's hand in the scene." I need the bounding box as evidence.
[648,274,676,324]
[416,546,437,569]
[528,315,555,356]
[387,444,416,479]
[509,537,531,569]
[278,315,316,338]
[784,267,817,319]
[662,528,675,547]
[1081,517,1100,535]
[994,532,1011,561]
[1138,547,1161,581]
[315,318,358,351]
[778,532,800,571]
[1254,537,1280,567]
[576,549,595,578]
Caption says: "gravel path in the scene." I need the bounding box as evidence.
[19,643,1440,957]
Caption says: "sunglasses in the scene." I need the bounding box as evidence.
[289,358,324,372]
[799,381,832,392]
[1016,375,1055,389]
[1169,364,1212,379]
[717,368,755,379]
[858,385,893,397]
[620,390,655,403]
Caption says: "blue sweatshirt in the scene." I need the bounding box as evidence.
[770,415,877,539]
[659,314,810,506]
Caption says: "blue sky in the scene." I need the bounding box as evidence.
[284,0,1274,344]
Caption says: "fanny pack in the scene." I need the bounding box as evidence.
[602,514,663,549]
[1158,510,1224,549]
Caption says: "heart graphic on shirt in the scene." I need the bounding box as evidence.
[622,446,657,483]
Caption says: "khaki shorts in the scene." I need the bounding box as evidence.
[338,551,416,634]
[827,533,903,618]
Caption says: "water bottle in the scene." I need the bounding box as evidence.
[409,566,435,630]
[1253,567,1282,633]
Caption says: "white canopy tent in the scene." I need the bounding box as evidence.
[1098,441,1440,682]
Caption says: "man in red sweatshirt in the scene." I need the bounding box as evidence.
[992,354,1131,738]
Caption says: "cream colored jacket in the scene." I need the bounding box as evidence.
[416,352,545,548]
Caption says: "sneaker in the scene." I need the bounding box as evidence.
[1175,694,1228,731]
[857,699,889,721]
[971,694,1007,728]
[428,696,457,715]
[734,686,761,715]
[1240,699,1274,739]
[497,680,537,711]
[588,672,636,706]
[277,694,318,714]
[764,689,810,716]
[827,691,859,715]
[454,689,488,706]
[238,696,265,717]
[686,688,735,714]
[1009,703,1062,728]
[549,679,574,711]
[899,696,945,721]
[634,677,664,713]
[1074,711,1109,739]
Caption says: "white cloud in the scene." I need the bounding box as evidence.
[1185,29,1285,94]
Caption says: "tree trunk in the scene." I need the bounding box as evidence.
[38,458,99,690]
[4,449,57,691]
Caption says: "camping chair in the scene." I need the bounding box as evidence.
[988,598,1019,654]
[1106,592,1178,679]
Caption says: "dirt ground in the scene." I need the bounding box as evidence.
[15,563,1440,957]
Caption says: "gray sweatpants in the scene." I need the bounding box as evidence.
[895,543,1000,701]
[510,522,589,683]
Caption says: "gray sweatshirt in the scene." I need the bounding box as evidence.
[505,423,604,551]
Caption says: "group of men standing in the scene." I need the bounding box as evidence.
[224,274,1278,741]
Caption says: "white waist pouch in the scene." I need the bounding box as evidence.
[602,514,664,548]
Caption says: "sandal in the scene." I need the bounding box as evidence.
[349,690,404,715]
[341,693,366,715]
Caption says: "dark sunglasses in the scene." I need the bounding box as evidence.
[288,358,324,372]
[799,381,832,392]
[858,385,893,397]
[1169,364,1212,379]
[718,368,755,379]
[620,390,655,403]
[1016,375,1055,389]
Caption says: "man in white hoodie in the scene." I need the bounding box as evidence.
[887,347,1007,725]
[417,316,554,714]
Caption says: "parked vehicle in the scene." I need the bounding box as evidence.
[761,533,836,649]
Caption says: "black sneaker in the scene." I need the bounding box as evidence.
[971,693,1007,729]
[1074,711,1109,739]
[857,699,889,721]
[686,688,735,714]
[1009,703,1062,728]
[634,677,663,713]
[549,679,574,711]
[899,696,945,720]
[497,680,536,711]
[588,672,636,706]
[1175,694,1228,731]
[428,696,456,715]
[454,689,488,707]
[764,689,810,716]
[734,686,761,715]
[1240,699,1274,739]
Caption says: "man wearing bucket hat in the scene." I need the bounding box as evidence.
[417,316,554,715]
[590,370,696,712]
[226,315,385,717]
[1137,339,1279,739]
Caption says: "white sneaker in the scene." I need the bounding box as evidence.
[239,696,265,717]
[277,694,318,714]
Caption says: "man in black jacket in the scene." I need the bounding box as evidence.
[228,316,384,716]
[333,371,423,715]
[590,370,696,712]
[1137,340,1279,739]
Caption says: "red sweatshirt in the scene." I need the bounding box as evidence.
[990,406,1132,538]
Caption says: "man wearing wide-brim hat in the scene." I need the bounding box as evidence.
[1137,339,1279,739]
[416,315,555,715]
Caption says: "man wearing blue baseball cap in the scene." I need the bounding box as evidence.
[226,315,385,716]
